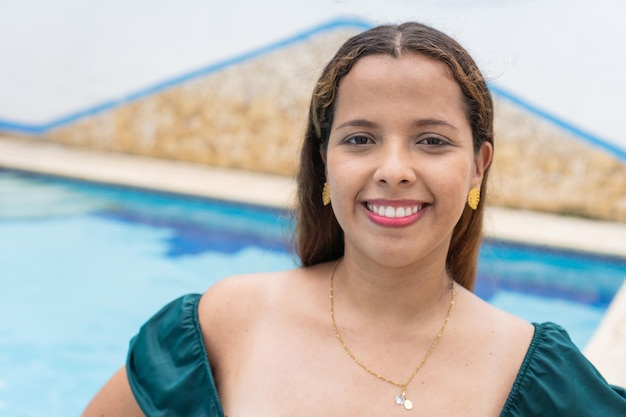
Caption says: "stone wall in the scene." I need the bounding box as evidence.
[491,100,626,221]
[28,27,626,222]
[44,29,358,176]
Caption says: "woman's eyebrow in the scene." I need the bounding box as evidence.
[334,119,379,130]
[413,118,459,131]
[335,118,459,131]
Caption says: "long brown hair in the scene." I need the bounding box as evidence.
[295,22,494,290]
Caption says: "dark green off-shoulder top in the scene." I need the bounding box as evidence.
[127,294,626,416]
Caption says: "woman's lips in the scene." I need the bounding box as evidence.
[364,201,427,227]
[366,203,423,219]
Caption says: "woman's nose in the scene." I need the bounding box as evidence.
[373,142,417,186]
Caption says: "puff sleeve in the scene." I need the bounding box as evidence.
[126,294,225,417]
[501,322,626,416]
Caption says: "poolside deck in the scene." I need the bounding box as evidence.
[1,134,625,386]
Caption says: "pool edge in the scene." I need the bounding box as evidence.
[584,281,626,387]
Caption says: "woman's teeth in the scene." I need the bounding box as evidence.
[366,203,423,218]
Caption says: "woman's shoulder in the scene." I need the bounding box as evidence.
[455,286,535,349]
[200,271,277,316]
[199,268,303,329]
[199,264,331,327]
[197,264,331,361]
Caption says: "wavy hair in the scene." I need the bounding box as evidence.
[295,22,494,290]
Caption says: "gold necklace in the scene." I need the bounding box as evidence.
[329,261,456,411]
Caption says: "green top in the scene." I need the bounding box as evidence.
[127,294,626,416]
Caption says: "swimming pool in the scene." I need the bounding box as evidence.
[1,168,625,417]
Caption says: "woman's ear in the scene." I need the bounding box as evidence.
[472,142,493,187]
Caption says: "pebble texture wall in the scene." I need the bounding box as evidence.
[492,101,626,221]
[41,27,626,222]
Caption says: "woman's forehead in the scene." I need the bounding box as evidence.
[333,53,466,125]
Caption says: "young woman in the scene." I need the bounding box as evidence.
[83,22,626,416]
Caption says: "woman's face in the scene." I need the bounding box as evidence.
[325,53,492,269]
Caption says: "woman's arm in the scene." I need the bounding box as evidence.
[81,366,145,417]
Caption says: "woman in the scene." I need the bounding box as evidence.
[83,22,626,416]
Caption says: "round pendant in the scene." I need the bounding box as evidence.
[404,399,414,410]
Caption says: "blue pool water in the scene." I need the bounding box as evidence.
[1,168,625,417]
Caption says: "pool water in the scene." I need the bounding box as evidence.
[1,169,625,417]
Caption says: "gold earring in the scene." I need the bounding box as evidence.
[322,182,331,206]
[467,187,480,210]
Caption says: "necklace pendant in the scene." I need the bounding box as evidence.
[396,392,413,410]
[403,399,414,410]
[395,393,414,410]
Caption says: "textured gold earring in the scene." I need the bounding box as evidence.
[467,187,480,210]
[322,182,331,206]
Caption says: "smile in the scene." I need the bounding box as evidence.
[366,203,424,219]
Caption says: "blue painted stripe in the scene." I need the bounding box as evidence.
[489,84,626,162]
[0,119,47,135]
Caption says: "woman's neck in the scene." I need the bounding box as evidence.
[331,252,453,324]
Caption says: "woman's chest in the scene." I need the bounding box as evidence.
[216,327,516,417]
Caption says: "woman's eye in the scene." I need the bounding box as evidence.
[346,135,372,145]
[419,136,448,146]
